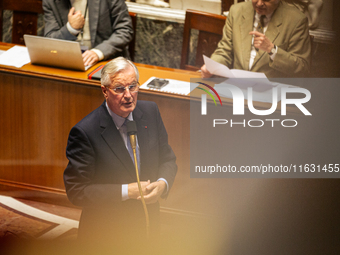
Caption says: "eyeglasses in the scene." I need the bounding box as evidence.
[108,83,139,94]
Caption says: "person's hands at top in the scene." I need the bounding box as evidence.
[200,64,213,78]
[138,180,167,204]
[68,7,85,30]
[82,50,100,66]
[128,180,151,200]
[249,31,274,53]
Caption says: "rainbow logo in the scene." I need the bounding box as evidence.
[196,82,222,106]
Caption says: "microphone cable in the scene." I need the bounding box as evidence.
[127,121,150,238]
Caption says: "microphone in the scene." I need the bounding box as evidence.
[127,120,137,151]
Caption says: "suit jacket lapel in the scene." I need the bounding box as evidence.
[99,103,136,180]
[240,7,255,71]
[265,5,282,46]
[88,0,100,47]
[252,3,282,70]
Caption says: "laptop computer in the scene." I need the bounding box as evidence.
[24,35,92,71]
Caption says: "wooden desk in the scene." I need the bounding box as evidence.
[2,44,339,253]
[0,43,212,218]
[0,43,317,204]
[0,43,301,214]
[0,43,227,251]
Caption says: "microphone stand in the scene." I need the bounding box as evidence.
[127,121,150,238]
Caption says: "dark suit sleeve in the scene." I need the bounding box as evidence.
[42,0,77,40]
[64,125,123,207]
[93,0,133,59]
[154,104,177,196]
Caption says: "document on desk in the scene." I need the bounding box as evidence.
[140,77,199,95]
[0,45,31,68]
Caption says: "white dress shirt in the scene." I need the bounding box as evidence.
[249,12,277,70]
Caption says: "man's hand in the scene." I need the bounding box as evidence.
[82,50,99,66]
[128,180,150,200]
[138,180,166,204]
[200,64,212,78]
[68,7,85,30]
[249,31,274,53]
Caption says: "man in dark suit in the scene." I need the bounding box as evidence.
[43,0,133,66]
[64,57,177,248]
[201,0,311,78]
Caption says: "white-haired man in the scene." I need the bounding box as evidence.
[64,57,177,248]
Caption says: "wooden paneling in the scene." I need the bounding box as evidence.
[0,0,43,13]
[180,9,226,70]
[0,0,44,45]
[221,0,233,13]
[0,71,104,189]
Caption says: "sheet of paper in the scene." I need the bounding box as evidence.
[214,81,297,103]
[0,46,31,68]
[140,77,199,95]
[222,77,274,92]
[231,69,268,79]
[203,55,273,91]
[203,55,269,79]
[203,55,235,78]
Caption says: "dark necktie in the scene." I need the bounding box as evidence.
[257,15,266,34]
[254,15,266,53]
[124,119,140,172]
